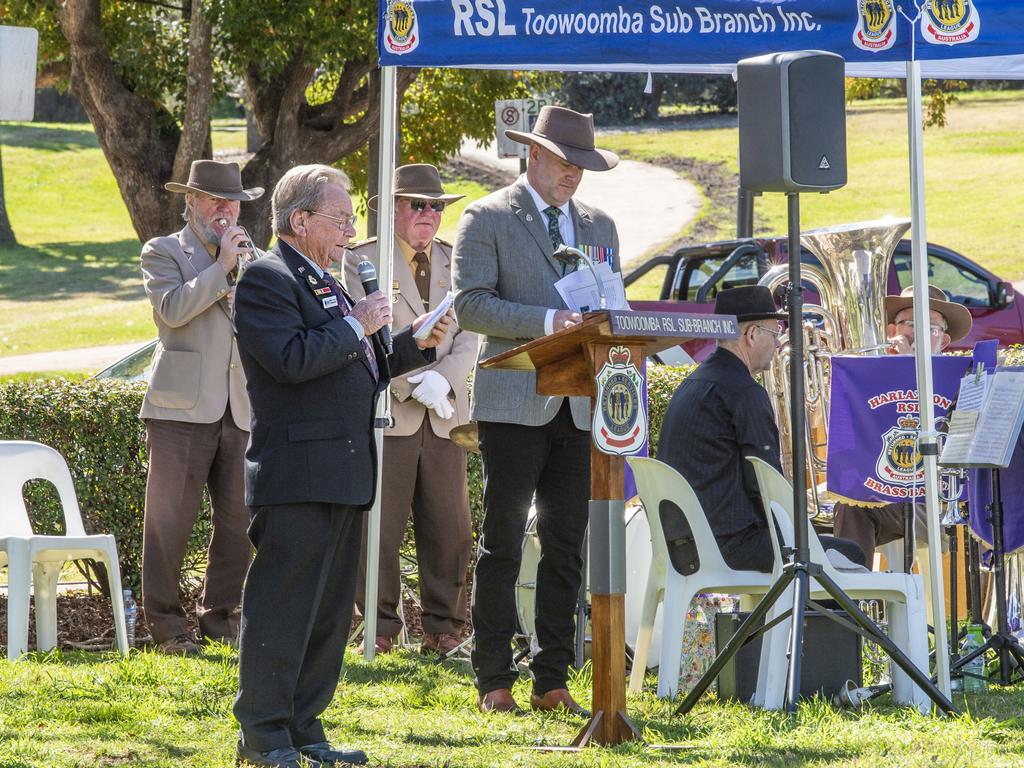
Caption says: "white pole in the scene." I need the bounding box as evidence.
[907,58,952,699]
[364,64,398,661]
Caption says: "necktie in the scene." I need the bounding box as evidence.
[413,251,431,310]
[544,206,563,250]
[322,270,379,381]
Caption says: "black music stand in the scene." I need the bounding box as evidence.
[675,193,958,717]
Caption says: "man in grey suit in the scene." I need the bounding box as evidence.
[453,105,620,715]
[140,160,261,655]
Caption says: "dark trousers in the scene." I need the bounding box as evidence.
[142,410,251,643]
[356,420,472,638]
[233,502,362,752]
[718,522,868,574]
[472,401,590,696]
[833,502,919,563]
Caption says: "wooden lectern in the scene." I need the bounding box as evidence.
[483,309,738,747]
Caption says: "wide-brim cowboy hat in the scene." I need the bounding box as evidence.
[505,105,619,172]
[714,285,788,323]
[164,159,264,201]
[885,284,973,343]
[367,163,465,211]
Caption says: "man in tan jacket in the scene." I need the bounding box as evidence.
[140,160,261,654]
[345,164,477,655]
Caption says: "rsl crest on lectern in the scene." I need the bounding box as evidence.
[593,346,647,456]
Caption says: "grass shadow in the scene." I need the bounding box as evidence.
[0,123,101,152]
[0,240,145,302]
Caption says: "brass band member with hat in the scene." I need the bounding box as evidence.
[658,286,867,572]
[453,105,620,716]
[832,284,973,562]
[345,164,478,656]
[140,159,263,655]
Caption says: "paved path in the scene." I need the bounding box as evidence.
[0,150,700,376]
[458,141,701,270]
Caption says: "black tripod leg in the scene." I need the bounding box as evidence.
[814,571,958,714]
[675,570,795,716]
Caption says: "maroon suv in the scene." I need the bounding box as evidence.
[625,237,1020,363]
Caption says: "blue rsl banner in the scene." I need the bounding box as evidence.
[379,1,1024,72]
[827,355,970,505]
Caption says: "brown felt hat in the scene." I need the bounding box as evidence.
[505,105,619,172]
[367,164,465,211]
[164,159,264,201]
[885,284,973,343]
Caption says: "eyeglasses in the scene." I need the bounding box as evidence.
[307,209,357,230]
[752,325,785,341]
[895,319,947,338]
[409,199,446,213]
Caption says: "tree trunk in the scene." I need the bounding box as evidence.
[171,0,214,188]
[0,141,16,245]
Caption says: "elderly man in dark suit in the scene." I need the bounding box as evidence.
[453,105,620,716]
[232,164,450,768]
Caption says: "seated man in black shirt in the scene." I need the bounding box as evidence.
[658,286,866,573]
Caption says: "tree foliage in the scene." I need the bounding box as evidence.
[2,0,529,245]
[845,77,967,128]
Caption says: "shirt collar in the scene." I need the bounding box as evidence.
[397,236,432,266]
[523,176,571,220]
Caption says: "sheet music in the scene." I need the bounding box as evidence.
[956,372,991,413]
[412,290,455,340]
[969,372,1024,467]
[938,410,978,466]
[555,262,628,313]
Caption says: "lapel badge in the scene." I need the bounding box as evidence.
[298,265,306,273]
[392,280,401,303]
[307,274,318,287]
[438,278,448,288]
[525,214,533,223]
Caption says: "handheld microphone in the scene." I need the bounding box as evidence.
[356,260,393,354]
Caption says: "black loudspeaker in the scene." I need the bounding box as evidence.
[714,611,861,702]
[737,50,847,193]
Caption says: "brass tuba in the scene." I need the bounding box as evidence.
[757,219,911,519]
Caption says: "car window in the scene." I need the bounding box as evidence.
[681,251,760,302]
[892,252,991,307]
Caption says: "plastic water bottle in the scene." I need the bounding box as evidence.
[961,624,988,694]
[123,589,137,648]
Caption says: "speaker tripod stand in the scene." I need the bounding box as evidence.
[676,193,958,717]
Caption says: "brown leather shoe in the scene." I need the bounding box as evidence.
[420,632,462,656]
[155,633,201,657]
[530,688,591,718]
[477,688,524,715]
[357,635,393,654]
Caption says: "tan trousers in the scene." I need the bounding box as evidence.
[356,418,472,638]
[142,409,251,643]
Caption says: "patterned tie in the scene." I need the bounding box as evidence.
[544,206,563,249]
[322,270,378,381]
[413,251,431,310]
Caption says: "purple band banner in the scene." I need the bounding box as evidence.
[827,355,970,504]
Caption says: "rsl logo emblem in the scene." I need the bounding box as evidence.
[853,0,897,52]
[593,346,647,456]
[875,415,923,487]
[384,0,420,55]
[922,0,981,46]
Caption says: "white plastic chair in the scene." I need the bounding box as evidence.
[747,457,930,712]
[626,457,781,698]
[0,440,129,659]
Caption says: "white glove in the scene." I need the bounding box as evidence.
[407,370,454,420]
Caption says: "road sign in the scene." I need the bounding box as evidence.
[495,97,549,159]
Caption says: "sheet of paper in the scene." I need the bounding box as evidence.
[412,290,455,340]
[969,371,1024,467]
[938,410,978,466]
[955,372,991,413]
[555,262,628,312]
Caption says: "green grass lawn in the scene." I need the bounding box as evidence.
[0,647,1022,767]
[601,95,1024,280]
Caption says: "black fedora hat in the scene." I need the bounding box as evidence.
[714,286,787,322]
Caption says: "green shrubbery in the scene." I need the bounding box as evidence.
[1,366,694,594]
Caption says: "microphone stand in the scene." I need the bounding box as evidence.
[553,246,607,310]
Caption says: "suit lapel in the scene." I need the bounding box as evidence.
[571,201,594,258]
[180,227,232,320]
[510,181,563,279]
[279,241,344,321]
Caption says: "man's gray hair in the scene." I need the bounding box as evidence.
[272,164,351,236]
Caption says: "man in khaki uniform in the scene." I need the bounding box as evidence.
[140,160,261,654]
[345,164,477,655]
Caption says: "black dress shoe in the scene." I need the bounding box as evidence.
[235,740,303,767]
[298,741,369,765]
